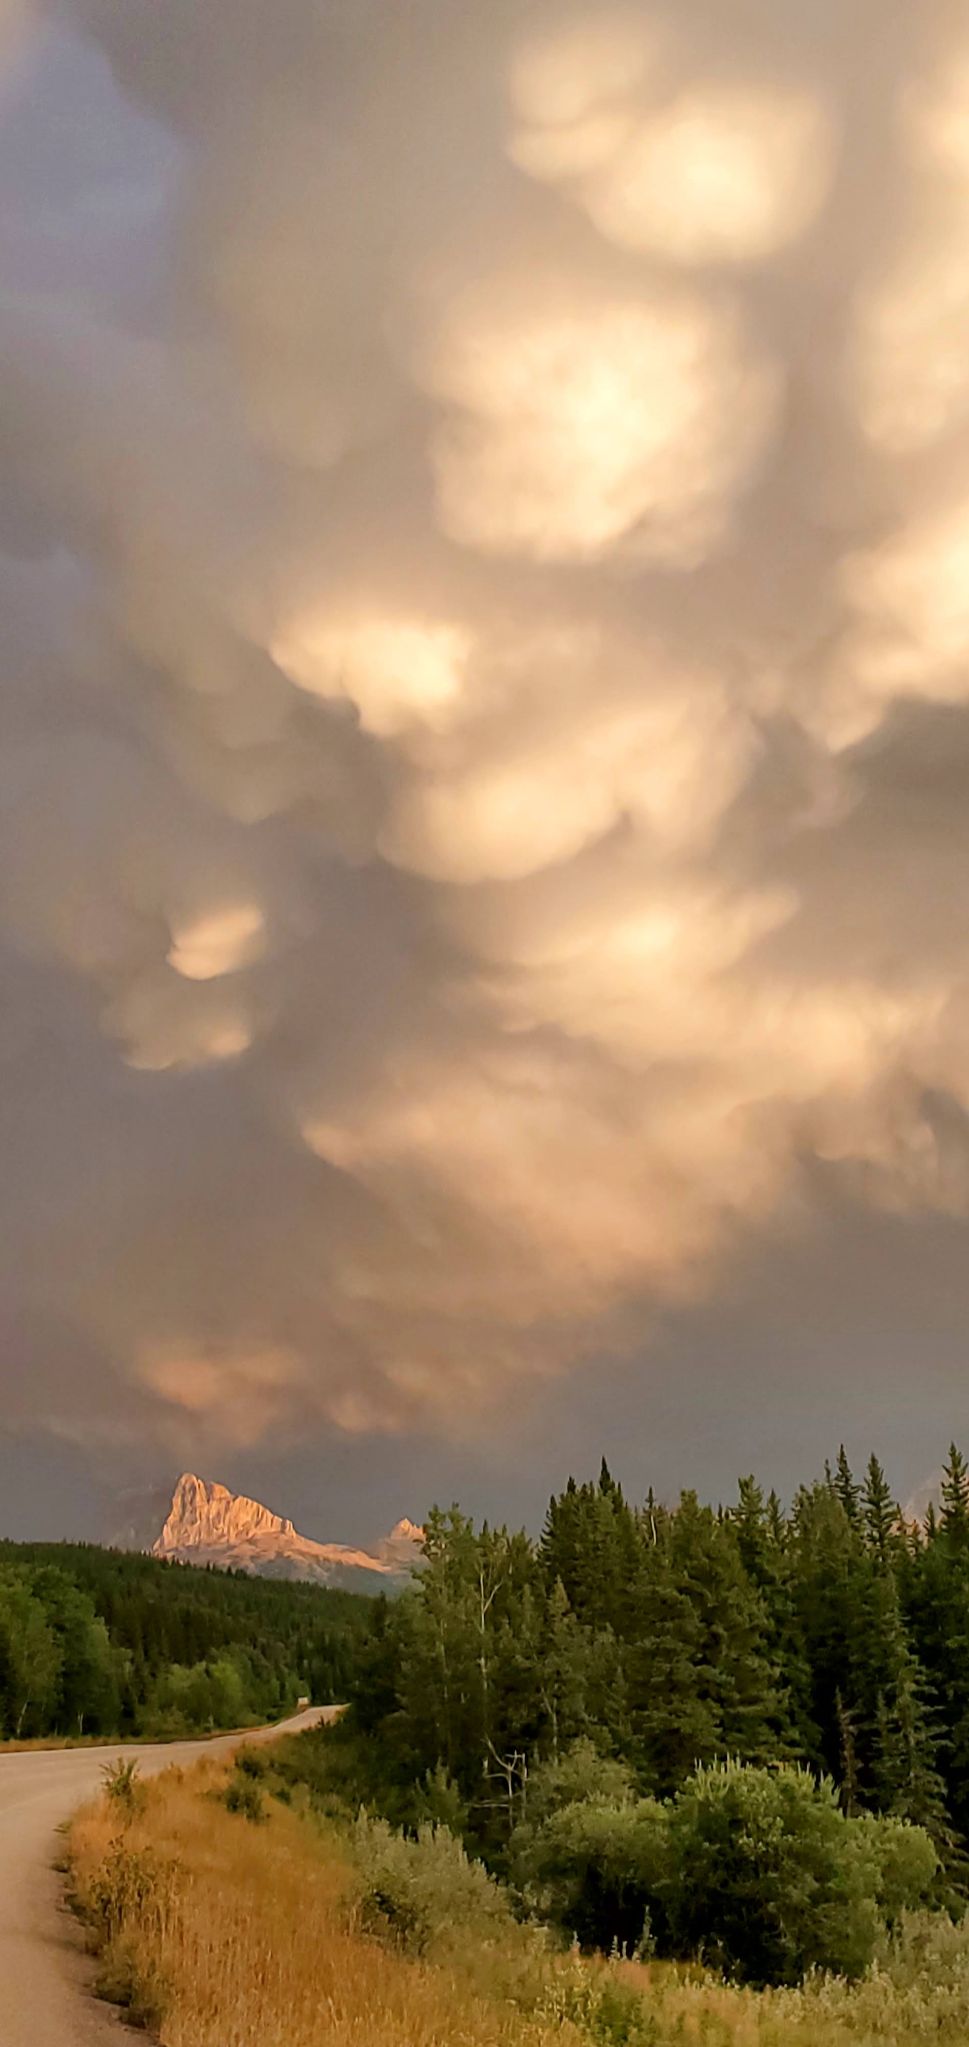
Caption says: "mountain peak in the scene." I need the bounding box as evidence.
[157,1472,297,1554]
[147,1472,422,1593]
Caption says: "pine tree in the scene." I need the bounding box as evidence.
[862,1455,899,1565]
[833,1446,862,1529]
[941,1445,969,1551]
[627,1492,792,1794]
[868,1586,951,1844]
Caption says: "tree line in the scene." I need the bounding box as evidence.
[0,1540,370,1739]
[347,1447,969,1877]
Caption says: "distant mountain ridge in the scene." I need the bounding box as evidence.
[119,1472,423,1594]
[903,1471,942,1526]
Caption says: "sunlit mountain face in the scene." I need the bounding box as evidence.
[2,0,969,1529]
[139,1472,423,1591]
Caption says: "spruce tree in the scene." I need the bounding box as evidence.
[833,1446,863,1530]
[862,1454,899,1565]
[941,1445,969,1550]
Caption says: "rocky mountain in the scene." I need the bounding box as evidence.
[903,1471,943,1526]
[125,1472,422,1594]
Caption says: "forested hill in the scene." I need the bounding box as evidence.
[0,1539,371,1740]
[347,1447,969,1877]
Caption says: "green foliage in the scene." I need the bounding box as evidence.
[661,1760,934,1986]
[512,1751,937,1987]
[512,1789,667,1954]
[343,1451,962,1874]
[523,1739,636,1828]
[350,1813,513,1956]
[0,1540,371,1742]
[282,1442,969,1988]
[413,1760,470,1833]
[534,1949,663,2047]
[862,1812,939,1923]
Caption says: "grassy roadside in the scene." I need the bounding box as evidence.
[67,1752,969,2047]
[68,1758,581,2047]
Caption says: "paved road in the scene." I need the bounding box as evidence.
[0,1706,333,2047]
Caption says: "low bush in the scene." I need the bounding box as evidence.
[100,1756,144,1816]
[235,1745,268,1779]
[513,1795,666,1954]
[511,1750,938,1987]
[224,1776,267,1823]
[351,1812,513,1956]
[662,1763,937,1987]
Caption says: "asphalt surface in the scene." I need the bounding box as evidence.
[0,1705,332,2047]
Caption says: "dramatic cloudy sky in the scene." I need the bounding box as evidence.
[3,0,969,1543]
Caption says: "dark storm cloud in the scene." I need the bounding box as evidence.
[2,0,969,1530]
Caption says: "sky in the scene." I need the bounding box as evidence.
[3,0,969,1547]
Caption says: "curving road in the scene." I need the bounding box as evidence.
[0,1705,333,2047]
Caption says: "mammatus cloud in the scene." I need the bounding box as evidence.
[507,14,835,265]
[4,0,969,1467]
[412,268,780,565]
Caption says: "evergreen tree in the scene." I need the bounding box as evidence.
[862,1455,899,1565]
[940,1445,969,1550]
[833,1447,863,1530]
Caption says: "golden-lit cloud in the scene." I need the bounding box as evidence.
[105,968,254,1071]
[510,58,835,267]
[508,9,658,130]
[850,218,969,454]
[140,1343,304,1447]
[168,902,265,979]
[844,499,969,698]
[849,44,969,454]
[905,44,969,178]
[7,0,969,1470]
[273,615,472,736]
[381,671,756,883]
[416,271,780,564]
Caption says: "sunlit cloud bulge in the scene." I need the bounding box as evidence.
[4,0,969,1467]
[508,16,835,265]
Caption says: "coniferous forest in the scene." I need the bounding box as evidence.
[307,1447,969,1983]
[0,1540,369,1739]
[349,1449,968,1847]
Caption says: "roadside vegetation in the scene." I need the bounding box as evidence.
[68,1742,969,2047]
[0,1541,368,1740]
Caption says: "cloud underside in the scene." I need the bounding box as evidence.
[3,0,969,1455]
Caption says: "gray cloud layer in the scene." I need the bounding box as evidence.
[3,0,969,1523]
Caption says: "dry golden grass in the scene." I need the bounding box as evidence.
[68,1758,969,2047]
[69,1760,586,2047]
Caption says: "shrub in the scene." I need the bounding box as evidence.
[524,1742,637,1828]
[412,1761,469,1835]
[83,1834,175,2025]
[661,1761,936,1986]
[863,1811,939,1923]
[224,1776,267,1824]
[236,1746,268,1780]
[350,1813,513,1956]
[513,1796,667,1955]
[515,1754,940,1988]
[100,1757,144,1816]
[535,1947,663,2046]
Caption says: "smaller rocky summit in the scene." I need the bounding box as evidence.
[903,1471,942,1527]
[146,1472,422,1593]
